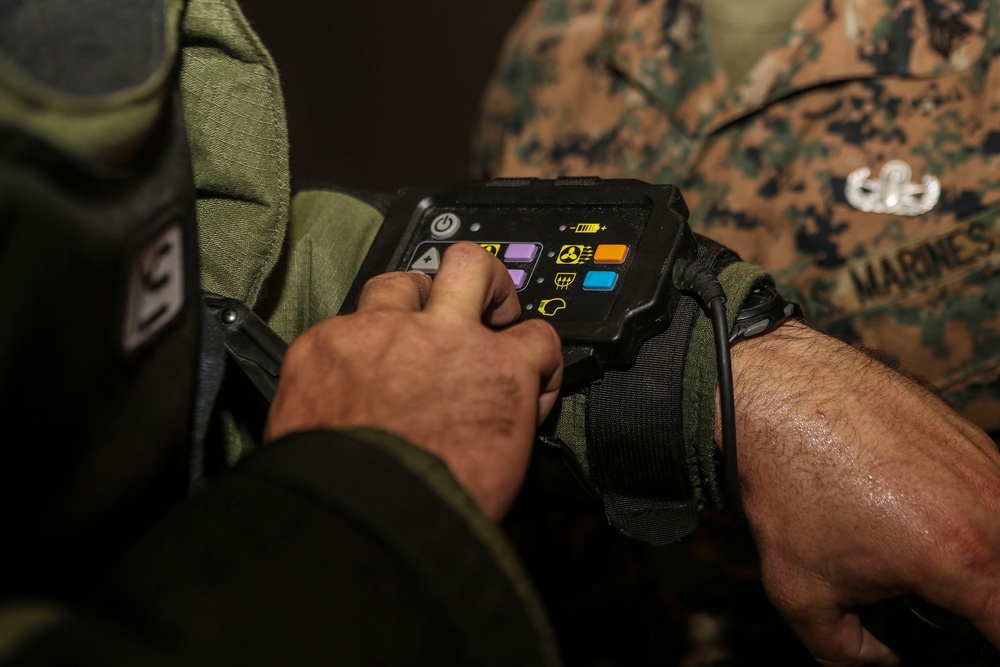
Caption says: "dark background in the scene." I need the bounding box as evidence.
[237,0,532,193]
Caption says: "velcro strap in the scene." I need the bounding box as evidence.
[585,235,737,545]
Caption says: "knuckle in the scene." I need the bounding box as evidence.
[361,271,431,307]
[284,326,323,367]
[365,271,409,289]
[407,269,433,286]
[758,564,818,623]
[943,521,998,576]
[447,240,483,257]
[518,317,563,348]
[407,270,433,298]
[446,241,497,267]
[353,309,396,331]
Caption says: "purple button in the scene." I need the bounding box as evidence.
[507,269,528,289]
[504,243,538,263]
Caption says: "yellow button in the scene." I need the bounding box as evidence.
[594,244,628,264]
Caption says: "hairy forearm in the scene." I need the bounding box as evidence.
[723,320,890,526]
[716,318,1000,665]
[726,319,964,531]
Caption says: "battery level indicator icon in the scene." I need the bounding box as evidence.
[572,222,604,234]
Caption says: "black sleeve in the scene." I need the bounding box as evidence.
[4,430,559,667]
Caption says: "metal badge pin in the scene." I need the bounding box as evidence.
[845,159,941,216]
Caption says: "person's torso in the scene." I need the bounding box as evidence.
[482,0,1000,433]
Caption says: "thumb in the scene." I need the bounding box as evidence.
[788,606,899,667]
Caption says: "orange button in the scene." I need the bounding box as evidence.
[593,244,628,264]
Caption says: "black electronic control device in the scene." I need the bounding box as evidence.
[341,177,698,389]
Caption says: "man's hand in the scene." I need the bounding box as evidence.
[725,319,1000,666]
[264,242,563,520]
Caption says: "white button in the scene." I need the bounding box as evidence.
[410,246,441,273]
[430,213,461,240]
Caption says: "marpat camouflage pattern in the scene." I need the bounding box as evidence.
[475,0,1000,436]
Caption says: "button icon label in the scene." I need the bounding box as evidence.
[411,246,442,272]
[556,245,594,264]
[480,243,501,257]
[554,273,576,289]
[537,298,567,316]
[430,213,461,240]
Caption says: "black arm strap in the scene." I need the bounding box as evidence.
[585,236,738,545]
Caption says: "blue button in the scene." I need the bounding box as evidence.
[582,271,617,291]
[507,269,528,289]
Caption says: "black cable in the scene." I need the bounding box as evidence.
[672,259,747,531]
[709,296,746,529]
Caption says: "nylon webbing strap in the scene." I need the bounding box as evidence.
[585,236,736,545]
[190,296,227,492]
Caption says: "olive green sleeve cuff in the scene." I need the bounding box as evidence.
[683,261,773,509]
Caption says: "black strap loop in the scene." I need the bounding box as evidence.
[585,236,738,545]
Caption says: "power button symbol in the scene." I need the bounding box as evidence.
[430,213,461,240]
